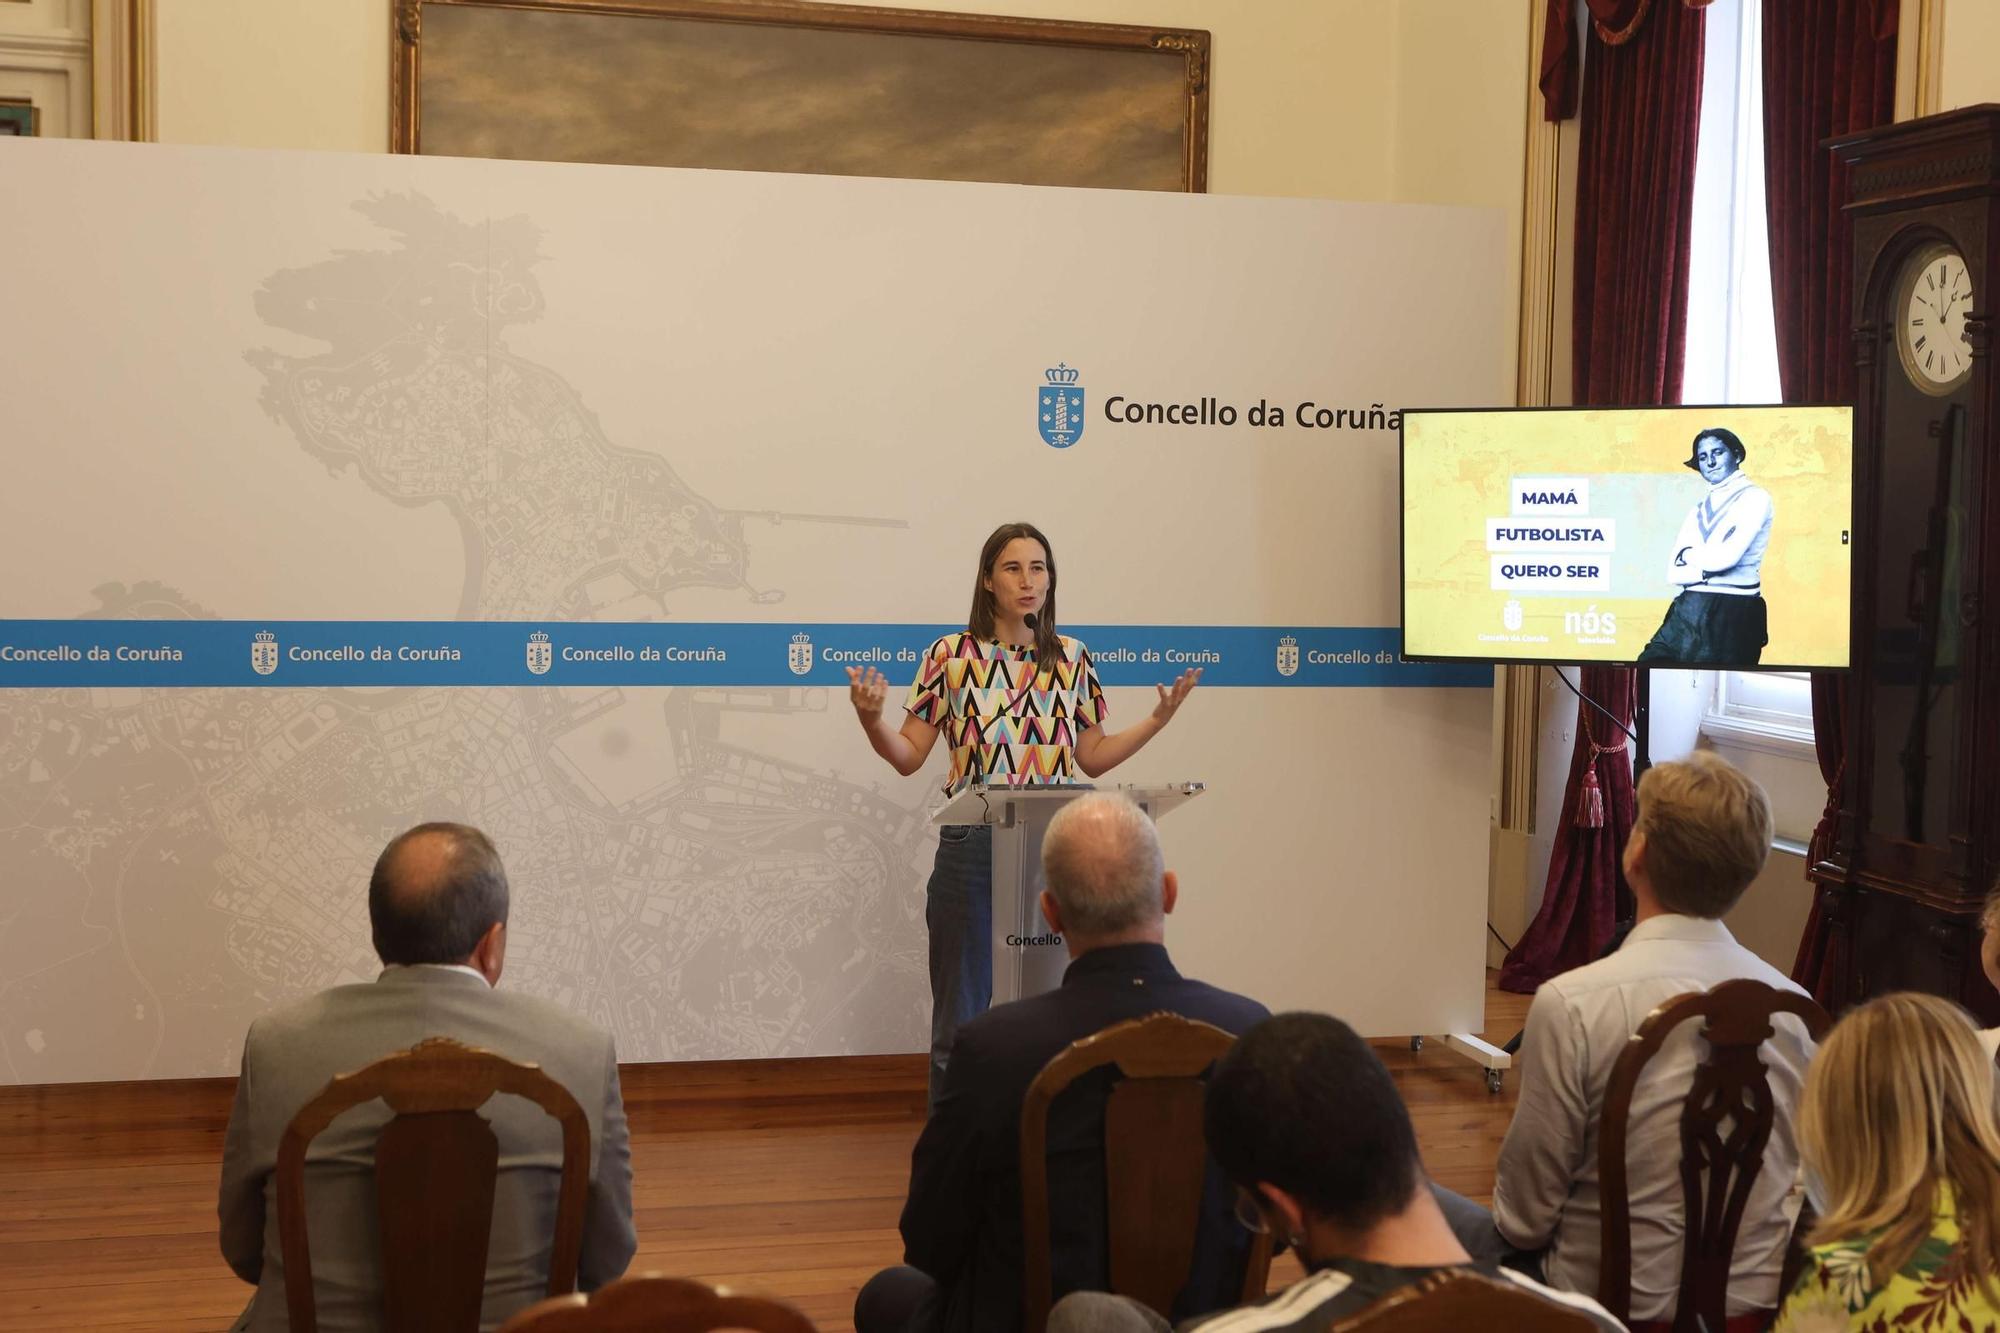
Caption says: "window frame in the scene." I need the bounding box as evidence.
[1701,669,1817,760]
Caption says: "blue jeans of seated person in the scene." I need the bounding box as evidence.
[927,824,993,1109]
[1427,1186,1546,1278]
[1430,1184,1516,1267]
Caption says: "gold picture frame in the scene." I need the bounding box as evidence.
[390,0,1209,192]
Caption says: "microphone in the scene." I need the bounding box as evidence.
[1009,612,1044,714]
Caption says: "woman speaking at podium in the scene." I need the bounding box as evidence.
[846,520,1200,1105]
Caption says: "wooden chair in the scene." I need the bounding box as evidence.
[276,1035,592,1333]
[1327,1270,1602,1331]
[1018,1012,1273,1333]
[1596,978,1831,1332]
[495,1274,820,1333]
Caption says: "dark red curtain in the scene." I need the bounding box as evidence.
[1764,0,1898,404]
[1501,669,1641,991]
[1542,0,1715,121]
[1541,0,1581,121]
[1572,0,1706,407]
[1764,0,1896,1009]
[1502,0,1705,993]
[1791,676,1852,1003]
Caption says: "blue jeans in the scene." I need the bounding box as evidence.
[926,823,993,1107]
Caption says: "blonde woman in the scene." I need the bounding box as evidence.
[1775,992,2000,1332]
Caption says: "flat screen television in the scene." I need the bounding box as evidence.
[1400,404,1853,669]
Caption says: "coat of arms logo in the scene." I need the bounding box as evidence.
[251,630,278,676]
[526,631,553,675]
[1276,635,1299,678]
[788,632,814,677]
[1038,363,1085,449]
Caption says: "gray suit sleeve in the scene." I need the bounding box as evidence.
[217,1028,267,1285]
[577,1035,637,1290]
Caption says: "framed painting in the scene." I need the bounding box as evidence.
[0,97,37,136]
[390,0,1209,192]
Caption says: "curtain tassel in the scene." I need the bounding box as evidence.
[1577,763,1605,829]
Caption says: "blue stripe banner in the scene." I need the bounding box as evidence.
[0,621,1489,689]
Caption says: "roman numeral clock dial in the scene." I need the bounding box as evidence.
[1897,243,1974,395]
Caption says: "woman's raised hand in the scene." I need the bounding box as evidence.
[1150,666,1202,726]
[847,665,890,725]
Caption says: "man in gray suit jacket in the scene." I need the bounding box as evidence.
[218,822,637,1332]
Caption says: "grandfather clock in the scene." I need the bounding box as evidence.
[1810,107,2000,1019]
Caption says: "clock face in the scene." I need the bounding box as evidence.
[1897,244,1974,395]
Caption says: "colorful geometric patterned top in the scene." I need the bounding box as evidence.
[903,631,1108,796]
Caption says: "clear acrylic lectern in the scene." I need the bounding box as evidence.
[930,780,1206,1006]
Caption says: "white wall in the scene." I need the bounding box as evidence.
[1726,848,1812,976]
[1941,1,2000,112]
[156,0,389,151]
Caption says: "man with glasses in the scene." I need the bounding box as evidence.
[1049,1013,1621,1333]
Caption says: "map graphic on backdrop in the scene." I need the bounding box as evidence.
[0,194,934,1082]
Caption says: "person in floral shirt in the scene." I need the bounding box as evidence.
[1776,992,2000,1333]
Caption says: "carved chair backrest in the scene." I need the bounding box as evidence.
[1596,978,1830,1330]
[1018,1012,1272,1333]
[275,1036,592,1333]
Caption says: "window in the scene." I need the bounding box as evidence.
[1680,0,1818,762]
[1683,0,1781,407]
[1704,669,1815,758]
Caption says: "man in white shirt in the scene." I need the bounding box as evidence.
[1639,426,1774,664]
[1491,752,1814,1325]
[217,822,636,1332]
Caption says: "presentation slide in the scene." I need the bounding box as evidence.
[1402,405,1853,668]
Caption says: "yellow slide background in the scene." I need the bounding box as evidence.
[1404,406,1852,666]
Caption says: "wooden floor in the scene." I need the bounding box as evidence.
[0,977,1530,1331]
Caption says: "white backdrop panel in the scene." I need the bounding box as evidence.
[0,139,1507,1081]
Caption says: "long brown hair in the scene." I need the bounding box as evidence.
[967,522,1064,667]
[1800,992,2000,1298]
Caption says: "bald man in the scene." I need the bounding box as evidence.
[857,793,1269,1333]
[217,823,635,1333]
